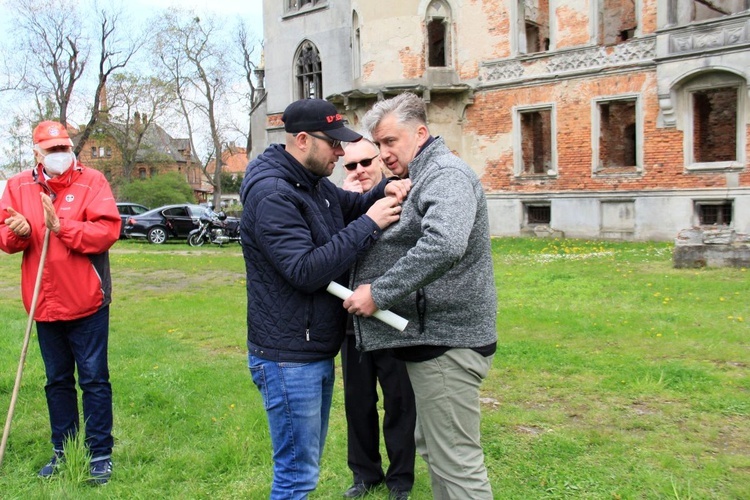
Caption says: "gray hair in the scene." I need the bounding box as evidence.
[361,92,427,135]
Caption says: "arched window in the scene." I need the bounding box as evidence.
[426,0,452,68]
[295,41,322,99]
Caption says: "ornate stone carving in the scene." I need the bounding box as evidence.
[668,20,750,54]
[480,38,656,85]
[481,60,525,82]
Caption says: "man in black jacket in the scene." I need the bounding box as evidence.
[239,99,410,499]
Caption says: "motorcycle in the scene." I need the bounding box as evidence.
[187,208,241,247]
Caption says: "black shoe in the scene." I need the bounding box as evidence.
[343,482,381,498]
[89,458,112,485]
[389,490,411,500]
[38,451,64,478]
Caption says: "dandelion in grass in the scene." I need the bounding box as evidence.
[738,317,744,322]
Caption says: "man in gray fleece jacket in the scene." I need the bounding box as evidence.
[344,92,497,500]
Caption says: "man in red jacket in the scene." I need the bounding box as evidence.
[0,121,120,484]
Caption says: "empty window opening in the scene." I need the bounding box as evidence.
[138,168,147,180]
[526,204,552,224]
[91,146,98,158]
[428,19,447,67]
[295,41,322,100]
[669,0,750,24]
[692,87,737,163]
[599,100,637,168]
[521,109,552,174]
[522,0,550,54]
[696,201,733,225]
[426,1,452,67]
[691,0,749,21]
[600,0,637,45]
[352,11,361,79]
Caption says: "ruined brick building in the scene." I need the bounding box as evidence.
[250,0,750,241]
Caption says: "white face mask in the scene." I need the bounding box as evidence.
[42,152,75,175]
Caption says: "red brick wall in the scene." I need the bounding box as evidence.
[465,71,750,193]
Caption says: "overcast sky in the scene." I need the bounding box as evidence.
[0,0,264,165]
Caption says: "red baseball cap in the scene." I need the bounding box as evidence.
[33,121,73,150]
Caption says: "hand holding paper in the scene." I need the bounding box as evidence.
[327,282,408,332]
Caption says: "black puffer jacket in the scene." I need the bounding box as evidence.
[240,144,386,362]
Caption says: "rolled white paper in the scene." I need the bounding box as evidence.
[327,281,409,332]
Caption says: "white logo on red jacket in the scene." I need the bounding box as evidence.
[65,194,74,202]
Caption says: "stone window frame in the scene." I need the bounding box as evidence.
[523,201,552,226]
[283,0,326,17]
[352,10,361,80]
[694,199,734,226]
[590,0,642,46]
[665,0,750,26]
[676,71,746,172]
[512,103,558,178]
[513,0,554,56]
[293,40,323,100]
[591,93,643,176]
[424,0,453,69]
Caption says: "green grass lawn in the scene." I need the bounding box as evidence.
[0,238,747,499]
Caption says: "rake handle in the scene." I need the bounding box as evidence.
[0,228,51,468]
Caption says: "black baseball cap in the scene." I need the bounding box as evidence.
[282,99,362,143]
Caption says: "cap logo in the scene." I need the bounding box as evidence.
[326,114,343,124]
[48,126,61,137]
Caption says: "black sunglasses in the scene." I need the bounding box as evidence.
[343,154,380,171]
[297,131,342,150]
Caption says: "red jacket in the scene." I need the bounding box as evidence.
[0,162,120,321]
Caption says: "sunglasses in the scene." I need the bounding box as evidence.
[299,131,342,150]
[343,154,380,171]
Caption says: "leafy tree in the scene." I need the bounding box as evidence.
[119,172,195,208]
[220,171,242,194]
[102,73,176,181]
[0,115,34,176]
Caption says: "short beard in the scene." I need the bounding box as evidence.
[304,140,331,177]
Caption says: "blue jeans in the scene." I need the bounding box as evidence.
[248,354,335,500]
[36,306,113,461]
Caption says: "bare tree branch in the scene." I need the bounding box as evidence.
[154,9,231,207]
[74,6,144,155]
[11,0,87,125]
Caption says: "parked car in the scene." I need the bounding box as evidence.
[116,202,149,239]
[124,203,208,244]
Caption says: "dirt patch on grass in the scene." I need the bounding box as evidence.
[112,267,245,292]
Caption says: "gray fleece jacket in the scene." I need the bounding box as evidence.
[351,137,497,352]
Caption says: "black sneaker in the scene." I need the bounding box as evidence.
[38,451,64,478]
[89,458,112,485]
